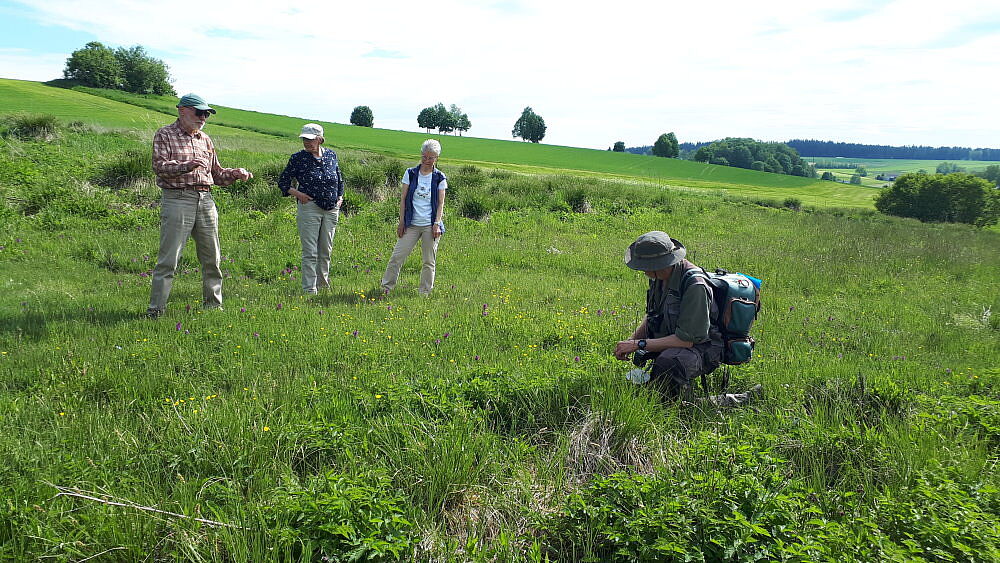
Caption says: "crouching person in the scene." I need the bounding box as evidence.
[614,231,724,400]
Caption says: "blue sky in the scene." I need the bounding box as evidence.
[2,0,1000,150]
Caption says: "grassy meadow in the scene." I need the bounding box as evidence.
[1,82,999,561]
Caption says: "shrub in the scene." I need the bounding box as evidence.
[458,196,490,221]
[266,471,415,561]
[488,168,513,180]
[563,187,591,213]
[339,189,367,216]
[94,149,153,189]
[3,113,59,141]
[783,197,802,210]
[380,158,406,190]
[343,162,390,202]
[875,172,999,227]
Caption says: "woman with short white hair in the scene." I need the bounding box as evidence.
[380,139,448,295]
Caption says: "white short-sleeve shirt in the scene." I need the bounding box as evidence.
[402,169,447,226]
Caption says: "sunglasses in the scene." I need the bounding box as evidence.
[194,109,212,118]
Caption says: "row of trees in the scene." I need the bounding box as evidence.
[417,103,471,135]
[693,138,816,177]
[63,42,175,95]
[787,139,1000,161]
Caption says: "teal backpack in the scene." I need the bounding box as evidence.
[681,269,762,365]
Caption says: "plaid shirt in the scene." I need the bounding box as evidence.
[152,121,242,190]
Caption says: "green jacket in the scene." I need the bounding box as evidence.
[645,259,716,343]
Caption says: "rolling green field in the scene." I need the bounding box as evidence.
[1,79,881,208]
[1,82,999,561]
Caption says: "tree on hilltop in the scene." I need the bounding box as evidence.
[114,45,174,95]
[63,41,174,95]
[350,105,374,127]
[652,132,679,157]
[63,42,122,89]
[512,107,546,143]
[449,104,471,136]
[417,106,437,133]
[417,102,470,135]
[613,141,626,152]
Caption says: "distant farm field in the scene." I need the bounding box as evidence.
[810,156,998,175]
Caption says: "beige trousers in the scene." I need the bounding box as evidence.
[149,189,223,311]
[296,201,339,293]
[381,225,439,294]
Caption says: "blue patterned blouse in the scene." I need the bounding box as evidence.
[278,148,344,210]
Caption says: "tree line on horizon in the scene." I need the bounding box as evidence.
[628,139,1000,162]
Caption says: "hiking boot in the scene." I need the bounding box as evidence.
[745,384,764,403]
[145,308,164,319]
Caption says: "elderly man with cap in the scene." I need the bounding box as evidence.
[614,231,725,399]
[146,93,253,318]
[278,123,344,294]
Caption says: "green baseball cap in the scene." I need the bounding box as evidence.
[177,93,216,114]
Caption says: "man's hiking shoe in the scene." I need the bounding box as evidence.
[145,308,164,319]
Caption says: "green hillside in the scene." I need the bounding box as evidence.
[2,78,998,561]
[0,79,880,208]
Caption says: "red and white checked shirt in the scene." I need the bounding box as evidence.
[152,121,242,190]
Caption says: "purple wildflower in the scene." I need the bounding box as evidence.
[276,303,283,310]
[351,330,358,337]
[240,307,246,313]
[176,322,182,331]
[574,356,581,362]
[443,332,450,339]
[434,339,441,345]
[474,355,480,361]
[185,304,191,313]
[253,332,260,338]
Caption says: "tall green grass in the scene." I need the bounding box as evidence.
[1,110,998,560]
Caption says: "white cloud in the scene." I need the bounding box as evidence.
[7,0,1000,148]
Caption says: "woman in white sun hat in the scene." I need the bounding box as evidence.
[278,123,344,294]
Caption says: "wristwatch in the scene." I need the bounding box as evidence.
[637,339,647,351]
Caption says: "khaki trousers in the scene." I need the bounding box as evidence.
[149,189,223,311]
[381,225,439,295]
[296,201,339,293]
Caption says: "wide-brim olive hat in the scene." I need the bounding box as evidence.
[624,231,686,271]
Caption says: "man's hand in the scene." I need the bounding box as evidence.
[432,223,442,239]
[234,168,253,181]
[396,222,406,238]
[186,157,210,171]
[614,340,639,361]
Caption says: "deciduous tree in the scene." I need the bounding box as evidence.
[113,45,174,95]
[63,42,122,89]
[652,132,679,157]
[417,107,437,132]
[350,105,374,127]
[512,107,546,143]
[612,141,625,152]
